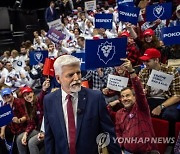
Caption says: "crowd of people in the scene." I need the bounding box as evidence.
[0,0,180,153]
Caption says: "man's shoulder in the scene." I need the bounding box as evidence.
[160,63,177,74]
[81,87,102,96]
[45,88,61,100]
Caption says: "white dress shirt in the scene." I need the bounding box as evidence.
[61,88,78,142]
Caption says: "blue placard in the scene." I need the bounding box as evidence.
[0,104,13,127]
[85,38,127,69]
[46,28,66,44]
[146,2,172,22]
[29,50,48,66]
[71,52,86,70]
[95,14,113,29]
[117,0,134,6]
[161,26,180,45]
[118,4,140,25]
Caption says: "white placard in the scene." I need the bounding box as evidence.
[48,19,62,31]
[147,70,174,91]
[85,0,96,11]
[107,74,129,91]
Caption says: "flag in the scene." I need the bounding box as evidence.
[85,38,127,69]
[43,58,56,77]
[146,2,172,22]
[29,50,48,66]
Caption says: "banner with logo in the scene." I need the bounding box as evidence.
[0,104,13,127]
[46,28,66,44]
[118,4,140,25]
[147,70,174,91]
[107,74,129,91]
[146,2,172,22]
[117,0,134,6]
[161,26,180,45]
[47,19,62,31]
[29,50,48,65]
[95,14,113,29]
[85,38,127,69]
[85,0,96,11]
[72,52,86,70]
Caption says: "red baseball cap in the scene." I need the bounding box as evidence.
[139,48,161,61]
[20,86,33,95]
[143,29,154,36]
[93,35,100,40]
[118,31,130,38]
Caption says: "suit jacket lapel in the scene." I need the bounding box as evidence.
[76,87,87,142]
[54,89,68,141]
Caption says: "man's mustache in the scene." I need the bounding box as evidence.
[70,80,81,86]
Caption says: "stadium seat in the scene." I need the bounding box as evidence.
[151,117,169,154]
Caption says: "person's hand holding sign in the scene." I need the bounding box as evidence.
[0,127,5,139]
[12,117,20,123]
[120,58,134,73]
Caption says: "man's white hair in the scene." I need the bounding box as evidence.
[54,55,81,76]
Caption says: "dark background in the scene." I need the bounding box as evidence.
[0,0,51,53]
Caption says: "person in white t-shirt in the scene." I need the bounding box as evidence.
[0,61,8,88]
[48,43,59,58]
[33,37,48,51]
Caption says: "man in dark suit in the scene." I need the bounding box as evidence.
[43,55,122,154]
[45,1,57,24]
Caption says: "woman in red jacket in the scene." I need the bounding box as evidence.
[16,79,50,154]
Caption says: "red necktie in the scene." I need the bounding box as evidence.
[66,94,76,154]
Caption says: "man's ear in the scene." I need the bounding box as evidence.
[55,75,61,84]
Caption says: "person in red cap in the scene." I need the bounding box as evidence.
[126,23,161,55]
[138,48,180,122]
[16,79,50,154]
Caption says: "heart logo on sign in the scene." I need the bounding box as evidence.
[34,52,43,62]
[153,5,164,19]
